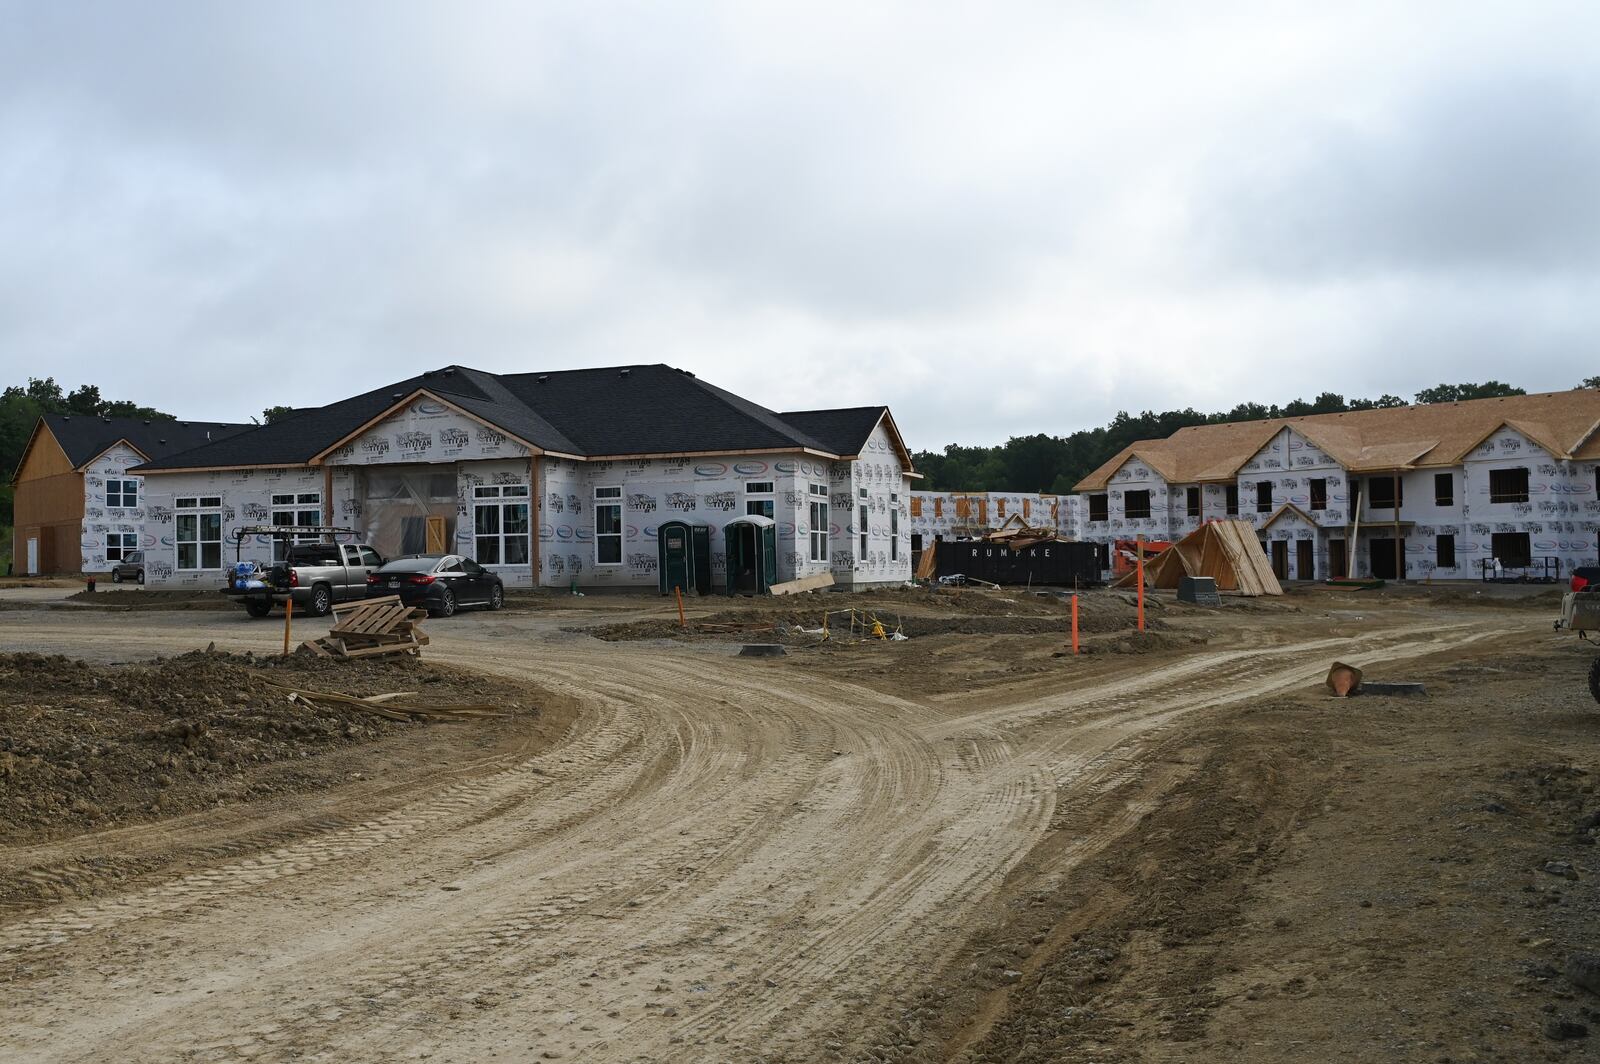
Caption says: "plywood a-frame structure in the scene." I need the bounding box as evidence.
[1113,520,1282,596]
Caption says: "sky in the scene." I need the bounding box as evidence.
[2,2,1597,452]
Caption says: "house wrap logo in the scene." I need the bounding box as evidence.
[774,460,798,474]
[415,399,449,416]
[396,431,433,455]
[440,427,469,450]
[475,426,507,448]
[361,437,391,458]
[695,462,728,478]
[733,461,768,476]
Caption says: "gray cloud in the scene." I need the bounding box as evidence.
[0,2,1596,452]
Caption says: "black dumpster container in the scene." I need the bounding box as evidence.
[934,538,1101,587]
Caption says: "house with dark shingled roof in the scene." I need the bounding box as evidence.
[10,414,252,577]
[126,364,917,592]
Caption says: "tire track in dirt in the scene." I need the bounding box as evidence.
[0,613,1492,1064]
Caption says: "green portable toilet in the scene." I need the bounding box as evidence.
[724,515,778,595]
[658,520,712,595]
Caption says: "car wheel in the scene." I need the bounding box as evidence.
[432,587,456,618]
[310,585,333,617]
[245,600,273,618]
[112,569,123,583]
[488,583,504,611]
[136,569,144,585]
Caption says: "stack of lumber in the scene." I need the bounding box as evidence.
[1112,520,1283,596]
[301,595,430,659]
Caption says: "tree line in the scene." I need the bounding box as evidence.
[912,380,1597,493]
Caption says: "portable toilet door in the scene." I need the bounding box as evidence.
[691,525,713,595]
[658,520,696,595]
[723,515,777,595]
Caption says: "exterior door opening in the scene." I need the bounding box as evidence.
[1296,539,1314,581]
[1370,538,1406,580]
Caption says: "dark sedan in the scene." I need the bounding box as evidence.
[366,554,504,617]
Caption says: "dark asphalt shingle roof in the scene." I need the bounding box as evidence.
[779,407,889,458]
[40,414,253,470]
[131,363,904,472]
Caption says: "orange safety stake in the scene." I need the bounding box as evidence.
[675,586,686,629]
[282,594,294,657]
[1136,534,1146,632]
[1071,593,1079,655]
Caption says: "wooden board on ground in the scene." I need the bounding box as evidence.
[769,572,835,596]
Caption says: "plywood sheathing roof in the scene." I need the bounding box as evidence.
[1075,389,1600,492]
[1259,502,1318,531]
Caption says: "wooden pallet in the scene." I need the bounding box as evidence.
[302,595,430,659]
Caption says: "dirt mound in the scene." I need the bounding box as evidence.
[0,650,540,839]
[63,589,231,611]
[580,590,1146,643]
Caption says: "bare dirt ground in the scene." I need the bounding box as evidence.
[0,584,1596,1063]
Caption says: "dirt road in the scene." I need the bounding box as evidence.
[0,603,1507,1063]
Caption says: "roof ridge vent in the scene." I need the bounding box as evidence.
[619,368,631,378]
[537,374,550,383]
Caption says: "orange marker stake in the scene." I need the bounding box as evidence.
[1071,593,1080,655]
[675,586,686,629]
[283,595,294,657]
[1136,534,1146,633]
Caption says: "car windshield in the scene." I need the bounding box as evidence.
[376,555,443,574]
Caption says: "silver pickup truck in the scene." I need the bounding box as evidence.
[225,542,385,618]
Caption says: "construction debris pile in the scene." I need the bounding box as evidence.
[301,596,429,659]
[1113,520,1283,596]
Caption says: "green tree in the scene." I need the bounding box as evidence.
[261,405,296,424]
[1413,381,1525,404]
[1580,376,1600,390]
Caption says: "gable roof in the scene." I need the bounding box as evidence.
[1075,389,1600,491]
[29,414,252,473]
[130,363,913,473]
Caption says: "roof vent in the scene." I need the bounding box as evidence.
[619,369,631,378]
[442,368,455,377]
[682,370,695,378]
[62,414,70,420]
[143,420,151,425]
[537,374,550,384]
[392,393,403,400]
[159,438,166,445]
[423,370,434,377]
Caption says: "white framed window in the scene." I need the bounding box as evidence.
[745,480,775,519]
[808,483,829,562]
[105,478,139,508]
[174,497,223,570]
[473,484,531,565]
[594,485,622,565]
[858,502,869,559]
[270,492,324,562]
[890,495,899,561]
[106,532,138,561]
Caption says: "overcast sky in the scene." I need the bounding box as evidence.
[3,2,1597,451]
